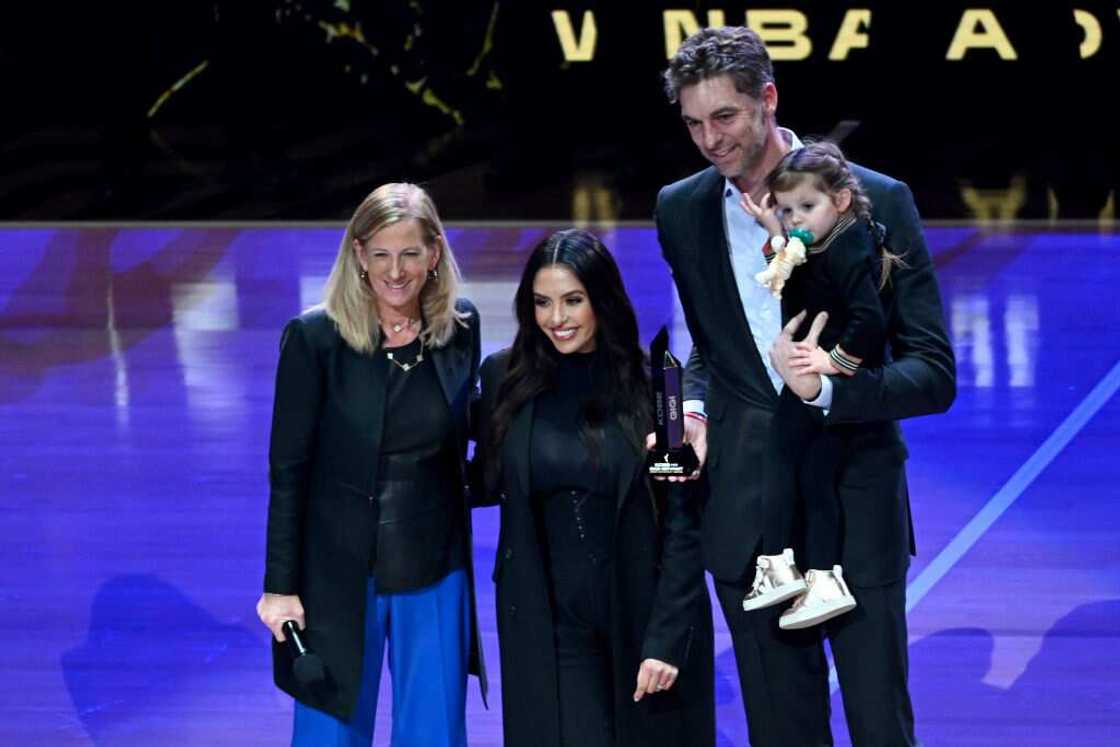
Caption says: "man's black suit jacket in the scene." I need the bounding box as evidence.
[655,164,955,586]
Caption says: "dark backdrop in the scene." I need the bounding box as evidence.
[2,1,1116,221]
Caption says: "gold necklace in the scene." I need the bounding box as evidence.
[386,336,425,372]
[386,317,419,334]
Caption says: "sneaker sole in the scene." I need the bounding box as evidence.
[778,597,857,629]
[742,579,808,612]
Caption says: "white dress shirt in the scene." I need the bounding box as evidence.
[683,128,833,416]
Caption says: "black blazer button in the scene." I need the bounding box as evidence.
[499,491,508,503]
[504,547,513,561]
[509,604,517,617]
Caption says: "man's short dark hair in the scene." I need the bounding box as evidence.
[663,26,774,103]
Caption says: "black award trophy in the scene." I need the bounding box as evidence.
[647,327,699,477]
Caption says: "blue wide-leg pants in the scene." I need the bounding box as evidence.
[291,569,469,747]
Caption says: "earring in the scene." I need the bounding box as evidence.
[428,267,440,280]
[359,269,369,282]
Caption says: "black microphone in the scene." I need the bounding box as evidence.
[283,620,327,687]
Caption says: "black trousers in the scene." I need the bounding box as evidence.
[715,571,918,746]
[762,388,843,570]
[544,490,616,747]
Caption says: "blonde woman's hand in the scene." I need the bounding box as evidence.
[257,592,305,642]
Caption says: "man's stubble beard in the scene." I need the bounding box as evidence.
[730,108,771,184]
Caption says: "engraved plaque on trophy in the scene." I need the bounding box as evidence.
[647,327,699,477]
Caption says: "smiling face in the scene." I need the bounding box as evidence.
[353,218,439,316]
[679,74,777,188]
[772,179,852,244]
[532,264,597,355]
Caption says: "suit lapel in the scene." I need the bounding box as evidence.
[688,170,777,394]
[615,439,644,519]
[503,398,534,500]
[430,335,466,412]
[692,171,756,355]
[362,349,390,490]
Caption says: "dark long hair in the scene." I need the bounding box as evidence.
[767,141,907,289]
[490,229,651,462]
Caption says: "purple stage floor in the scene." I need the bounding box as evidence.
[1,223,1118,745]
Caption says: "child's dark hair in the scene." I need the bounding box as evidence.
[767,141,906,289]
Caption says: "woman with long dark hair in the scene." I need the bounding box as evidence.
[473,228,714,747]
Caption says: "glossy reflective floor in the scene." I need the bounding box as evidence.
[2,223,1118,745]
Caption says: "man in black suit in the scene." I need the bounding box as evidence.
[655,27,955,746]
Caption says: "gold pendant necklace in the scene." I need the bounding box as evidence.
[388,317,418,334]
[386,337,424,372]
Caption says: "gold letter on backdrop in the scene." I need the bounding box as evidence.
[829,9,871,60]
[1074,9,1102,58]
[551,10,598,62]
[747,10,812,61]
[946,10,1018,60]
[664,10,727,59]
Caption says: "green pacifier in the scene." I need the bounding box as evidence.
[788,228,815,245]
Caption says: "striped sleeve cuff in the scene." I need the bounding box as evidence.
[828,347,861,373]
[762,237,776,262]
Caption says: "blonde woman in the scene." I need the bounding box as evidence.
[257,183,484,746]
